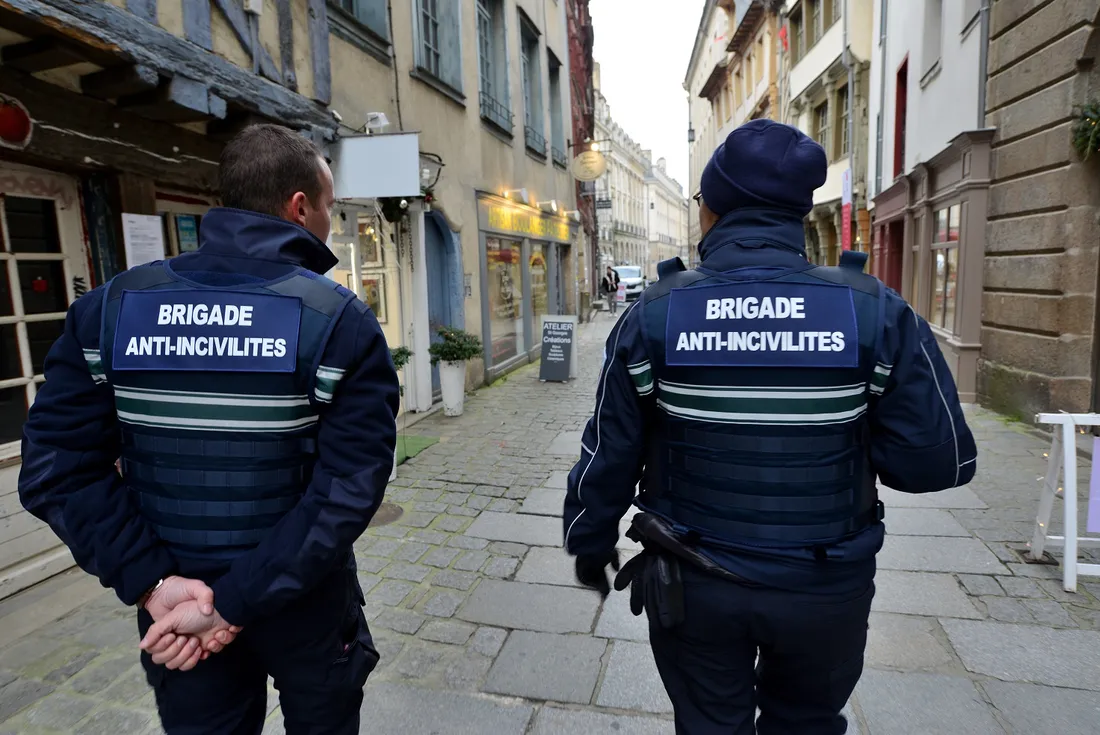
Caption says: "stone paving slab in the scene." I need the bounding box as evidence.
[878,485,988,509]
[359,682,534,734]
[982,681,1100,735]
[871,571,982,619]
[529,706,673,734]
[457,580,600,633]
[594,641,673,713]
[547,431,585,456]
[544,471,570,489]
[515,547,581,587]
[883,508,971,537]
[464,512,561,546]
[864,613,955,670]
[594,591,649,642]
[941,619,1100,690]
[855,671,1004,734]
[484,631,605,704]
[876,536,1008,575]
[518,488,565,517]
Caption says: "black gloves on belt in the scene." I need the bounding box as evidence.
[575,549,620,597]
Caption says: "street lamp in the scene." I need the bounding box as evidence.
[419,152,444,190]
[501,188,531,205]
[537,200,559,214]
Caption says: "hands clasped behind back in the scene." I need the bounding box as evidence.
[139,576,242,671]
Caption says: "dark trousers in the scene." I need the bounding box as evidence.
[137,570,379,735]
[648,564,874,735]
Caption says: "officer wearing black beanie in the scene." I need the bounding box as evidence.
[563,119,976,734]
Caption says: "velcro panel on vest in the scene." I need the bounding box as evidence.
[664,423,857,454]
[666,476,856,513]
[657,502,880,543]
[121,430,317,459]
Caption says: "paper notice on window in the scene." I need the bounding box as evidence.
[122,213,166,269]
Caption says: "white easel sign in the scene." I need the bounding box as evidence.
[1031,413,1100,592]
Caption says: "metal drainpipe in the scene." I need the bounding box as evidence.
[977,0,991,127]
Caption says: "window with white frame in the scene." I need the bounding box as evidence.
[477,0,511,132]
[836,85,849,159]
[814,101,830,156]
[415,0,463,95]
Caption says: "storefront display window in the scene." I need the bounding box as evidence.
[530,243,548,324]
[486,237,524,364]
[929,204,960,332]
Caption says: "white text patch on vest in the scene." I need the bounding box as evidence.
[704,297,805,320]
[675,331,846,352]
[124,336,288,358]
[158,303,254,326]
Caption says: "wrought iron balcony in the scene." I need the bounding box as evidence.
[479,92,513,135]
[551,146,567,168]
[525,126,548,158]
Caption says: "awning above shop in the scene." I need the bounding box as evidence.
[330,132,422,202]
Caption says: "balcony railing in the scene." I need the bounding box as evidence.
[525,126,548,158]
[480,92,513,135]
[551,146,567,168]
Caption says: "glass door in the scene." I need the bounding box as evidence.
[0,165,90,460]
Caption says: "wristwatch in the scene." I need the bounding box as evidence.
[137,578,165,609]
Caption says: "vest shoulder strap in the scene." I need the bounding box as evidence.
[838,250,868,273]
[266,271,355,319]
[643,266,709,303]
[105,263,174,300]
[805,261,880,296]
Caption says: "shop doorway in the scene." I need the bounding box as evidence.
[884,219,904,293]
[424,211,459,396]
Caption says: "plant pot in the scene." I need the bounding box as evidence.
[439,360,467,416]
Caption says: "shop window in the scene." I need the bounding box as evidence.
[530,243,549,324]
[477,0,512,133]
[929,204,960,332]
[486,238,525,364]
[415,0,463,95]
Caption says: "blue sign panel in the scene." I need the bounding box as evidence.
[665,281,858,368]
[112,289,301,372]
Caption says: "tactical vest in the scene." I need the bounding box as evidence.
[637,252,886,547]
[98,262,355,560]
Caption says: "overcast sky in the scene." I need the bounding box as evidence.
[589,0,707,194]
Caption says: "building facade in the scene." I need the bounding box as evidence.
[719,0,781,141]
[644,157,691,278]
[978,0,1100,419]
[567,0,598,310]
[866,0,990,403]
[593,63,648,269]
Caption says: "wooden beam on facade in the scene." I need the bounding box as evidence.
[182,0,212,51]
[126,0,156,24]
[275,0,297,90]
[0,0,335,133]
[0,68,222,191]
[1,37,86,72]
[211,0,280,83]
[81,63,159,99]
[307,0,331,105]
[118,75,227,123]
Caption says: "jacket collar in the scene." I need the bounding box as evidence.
[697,208,809,271]
[195,207,338,275]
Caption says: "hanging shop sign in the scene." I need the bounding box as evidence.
[571,150,607,182]
[0,94,32,150]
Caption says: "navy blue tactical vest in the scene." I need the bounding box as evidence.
[98,262,355,560]
[637,252,885,546]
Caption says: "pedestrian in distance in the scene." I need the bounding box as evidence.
[603,265,621,315]
[18,123,399,734]
[562,118,978,735]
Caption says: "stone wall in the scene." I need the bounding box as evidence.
[980,0,1100,419]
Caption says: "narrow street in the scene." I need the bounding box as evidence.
[2,314,1100,734]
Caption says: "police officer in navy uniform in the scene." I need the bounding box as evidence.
[19,124,399,734]
[563,119,977,734]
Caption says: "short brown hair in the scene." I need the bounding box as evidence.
[219,124,325,217]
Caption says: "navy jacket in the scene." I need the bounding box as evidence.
[18,208,399,625]
[563,210,978,592]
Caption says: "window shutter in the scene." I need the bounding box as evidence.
[437,0,463,92]
[358,0,390,40]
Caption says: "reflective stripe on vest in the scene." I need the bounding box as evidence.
[99,263,353,557]
[639,262,884,545]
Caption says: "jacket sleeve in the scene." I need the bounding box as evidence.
[19,291,177,604]
[211,304,399,627]
[563,303,652,556]
[869,293,978,493]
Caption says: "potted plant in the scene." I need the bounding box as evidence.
[428,326,483,416]
[389,346,413,480]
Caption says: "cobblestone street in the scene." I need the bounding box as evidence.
[2,314,1100,733]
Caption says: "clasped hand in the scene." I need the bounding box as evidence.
[139,576,242,672]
